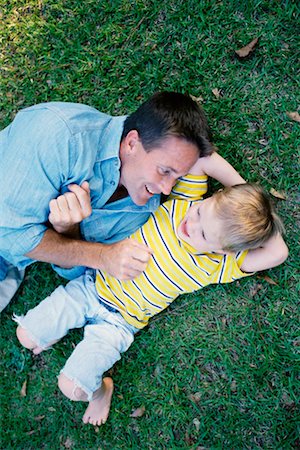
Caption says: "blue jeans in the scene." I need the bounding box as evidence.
[14,270,138,400]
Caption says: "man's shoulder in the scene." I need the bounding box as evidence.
[18,102,122,141]
[21,102,110,123]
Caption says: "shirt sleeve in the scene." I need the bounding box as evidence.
[0,105,98,266]
[208,251,254,285]
[169,174,208,201]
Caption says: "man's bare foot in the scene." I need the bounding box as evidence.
[82,377,114,426]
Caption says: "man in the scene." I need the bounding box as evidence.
[0,91,212,310]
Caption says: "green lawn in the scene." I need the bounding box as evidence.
[0,0,299,448]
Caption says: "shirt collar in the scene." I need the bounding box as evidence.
[97,115,127,161]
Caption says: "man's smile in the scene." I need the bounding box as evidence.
[145,185,155,195]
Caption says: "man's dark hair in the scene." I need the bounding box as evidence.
[121,91,213,157]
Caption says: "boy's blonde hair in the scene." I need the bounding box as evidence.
[213,183,284,252]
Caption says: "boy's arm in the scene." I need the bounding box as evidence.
[240,233,289,273]
[189,151,246,186]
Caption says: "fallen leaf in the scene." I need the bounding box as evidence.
[193,417,200,432]
[26,430,36,435]
[63,437,73,449]
[258,274,278,286]
[20,380,27,397]
[212,88,221,99]
[258,138,269,146]
[221,317,228,326]
[230,380,237,392]
[235,37,259,57]
[188,392,202,403]
[130,405,145,418]
[185,431,194,446]
[286,111,300,123]
[270,188,286,200]
[34,415,45,421]
[249,283,263,297]
[190,94,204,104]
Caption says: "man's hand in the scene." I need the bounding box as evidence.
[26,229,153,277]
[99,239,153,280]
[49,181,92,235]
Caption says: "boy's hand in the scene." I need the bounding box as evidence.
[49,181,92,235]
[99,239,153,280]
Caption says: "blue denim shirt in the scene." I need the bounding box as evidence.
[0,102,160,280]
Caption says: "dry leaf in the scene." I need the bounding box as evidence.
[258,274,278,286]
[235,37,259,57]
[230,380,237,392]
[258,138,269,146]
[188,392,202,403]
[26,430,36,435]
[190,94,204,104]
[20,379,27,397]
[270,188,286,200]
[212,88,221,99]
[130,405,145,418]
[286,111,300,123]
[249,283,263,297]
[34,415,45,421]
[221,317,228,326]
[63,437,73,449]
[193,417,200,432]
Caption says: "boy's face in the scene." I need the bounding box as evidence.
[177,196,225,253]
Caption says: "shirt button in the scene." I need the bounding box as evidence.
[110,181,116,186]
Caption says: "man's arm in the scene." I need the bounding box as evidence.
[45,181,153,279]
[26,228,152,280]
[240,233,289,273]
[188,151,246,186]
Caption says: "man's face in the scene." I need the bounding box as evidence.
[119,132,199,206]
[177,196,225,253]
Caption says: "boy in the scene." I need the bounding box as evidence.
[15,153,288,426]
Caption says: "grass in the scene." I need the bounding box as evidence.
[0,0,299,448]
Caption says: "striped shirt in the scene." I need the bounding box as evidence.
[96,174,250,329]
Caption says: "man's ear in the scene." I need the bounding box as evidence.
[123,129,140,154]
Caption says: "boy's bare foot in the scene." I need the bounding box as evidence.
[32,342,59,355]
[16,325,59,355]
[16,326,59,355]
[82,377,114,426]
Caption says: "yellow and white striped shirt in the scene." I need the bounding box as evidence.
[96,175,250,329]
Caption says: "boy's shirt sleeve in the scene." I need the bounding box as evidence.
[169,174,208,201]
[208,250,254,285]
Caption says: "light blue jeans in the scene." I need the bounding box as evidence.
[14,270,138,400]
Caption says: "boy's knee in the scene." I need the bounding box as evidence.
[58,373,88,401]
[16,325,36,350]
